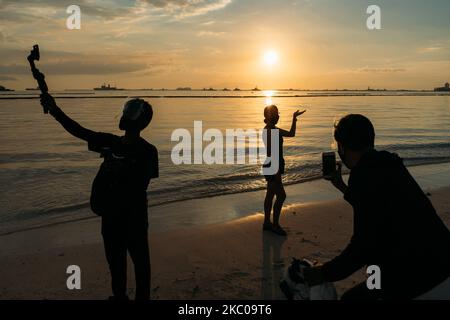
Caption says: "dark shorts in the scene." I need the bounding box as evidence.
[263,159,285,182]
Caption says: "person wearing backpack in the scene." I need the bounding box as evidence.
[40,94,159,300]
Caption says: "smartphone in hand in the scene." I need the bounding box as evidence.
[322,152,336,180]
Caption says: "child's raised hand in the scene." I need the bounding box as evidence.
[293,109,306,118]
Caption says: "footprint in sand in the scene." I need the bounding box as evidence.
[273,261,285,269]
[301,238,319,246]
[192,285,200,296]
[226,271,250,279]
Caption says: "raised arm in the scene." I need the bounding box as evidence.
[40,93,96,142]
[279,109,306,137]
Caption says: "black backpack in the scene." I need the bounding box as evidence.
[90,149,132,216]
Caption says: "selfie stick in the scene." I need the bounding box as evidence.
[27,44,49,114]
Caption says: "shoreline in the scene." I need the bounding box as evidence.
[0,185,449,299]
[1,92,450,100]
[2,161,450,237]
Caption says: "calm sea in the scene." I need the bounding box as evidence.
[1,90,449,233]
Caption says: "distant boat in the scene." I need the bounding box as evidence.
[25,87,39,91]
[434,82,450,92]
[93,83,124,91]
[252,86,260,91]
[367,86,386,91]
[233,87,241,91]
[0,85,14,92]
[176,87,192,91]
[223,88,230,91]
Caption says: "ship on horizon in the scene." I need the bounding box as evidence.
[434,82,450,92]
[0,85,14,92]
[93,83,124,91]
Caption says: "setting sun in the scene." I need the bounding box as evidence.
[263,50,279,66]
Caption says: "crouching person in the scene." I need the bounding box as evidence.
[304,114,450,299]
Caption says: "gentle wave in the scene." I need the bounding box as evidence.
[4,153,450,224]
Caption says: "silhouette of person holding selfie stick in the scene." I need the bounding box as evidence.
[304,114,450,299]
[40,94,158,300]
[262,105,306,236]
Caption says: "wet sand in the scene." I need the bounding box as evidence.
[0,185,449,300]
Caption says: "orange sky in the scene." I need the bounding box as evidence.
[1,0,449,90]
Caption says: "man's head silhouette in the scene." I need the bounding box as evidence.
[119,98,153,132]
[334,114,375,169]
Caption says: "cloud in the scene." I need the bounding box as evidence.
[417,44,449,54]
[201,20,216,26]
[0,0,232,30]
[0,75,17,81]
[196,31,226,37]
[0,62,145,75]
[0,48,181,77]
[0,48,80,63]
[354,67,407,74]
[419,47,442,53]
[76,2,137,20]
[140,0,232,18]
[0,8,38,23]
[0,0,136,21]
[0,57,167,76]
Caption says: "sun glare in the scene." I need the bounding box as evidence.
[264,90,275,105]
[263,50,278,66]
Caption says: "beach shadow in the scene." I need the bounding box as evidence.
[261,231,287,299]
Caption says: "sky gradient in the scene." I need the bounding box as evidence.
[1,0,449,90]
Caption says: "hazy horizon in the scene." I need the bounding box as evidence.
[4,86,448,92]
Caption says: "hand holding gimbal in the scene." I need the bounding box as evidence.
[39,93,58,114]
[27,44,49,114]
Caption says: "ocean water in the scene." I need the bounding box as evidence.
[0,90,449,233]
